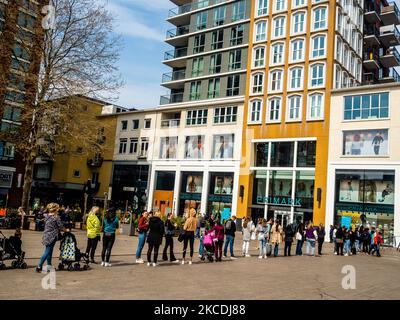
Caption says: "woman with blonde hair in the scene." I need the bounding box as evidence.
[270,220,283,257]
[85,206,101,263]
[36,203,64,273]
[181,208,197,265]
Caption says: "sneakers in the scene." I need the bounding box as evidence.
[230,256,238,260]
[344,253,348,257]
[188,261,192,265]
[245,254,251,257]
[147,262,151,266]
[101,261,105,266]
[136,259,144,264]
[181,260,185,265]
[263,256,267,259]
[105,262,112,267]
[223,255,227,258]
[35,267,42,273]
[152,263,157,267]
[258,256,263,259]
[171,260,180,263]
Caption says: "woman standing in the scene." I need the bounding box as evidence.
[162,212,179,263]
[270,220,283,257]
[211,217,224,262]
[305,222,318,256]
[335,226,345,256]
[135,211,149,264]
[295,223,305,256]
[36,203,64,272]
[147,211,164,267]
[317,223,326,256]
[256,219,268,259]
[101,208,119,267]
[242,217,252,257]
[181,208,197,265]
[284,223,294,257]
[85,206,101,263]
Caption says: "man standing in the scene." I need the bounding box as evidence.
[371,132,384,155]
[223,215,237,259]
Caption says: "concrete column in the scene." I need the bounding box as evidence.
[200,166,209,215]
[172,167,181,216]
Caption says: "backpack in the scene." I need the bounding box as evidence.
[225,220,232,231]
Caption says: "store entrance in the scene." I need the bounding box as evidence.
[273,210,290,229]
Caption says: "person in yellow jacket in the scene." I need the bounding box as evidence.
[181,207,197,265]
[85,206,101,263]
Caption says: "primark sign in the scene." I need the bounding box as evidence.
[256,196,302,207]
[0,170,13,188]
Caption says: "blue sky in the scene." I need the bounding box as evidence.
[105,0,172,109]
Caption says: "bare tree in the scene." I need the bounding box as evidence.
[0,0,123,210]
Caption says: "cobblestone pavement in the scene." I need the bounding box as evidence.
[0,229,399,300]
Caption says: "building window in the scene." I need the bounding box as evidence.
[309,63,325,87]
[189,81,202,100]
[129,138,138,154]
[342,130,388,156]
[140,138,149,157]
[119,139,127,154]
[267,97,282,122]
[311,34,326,58]
[184,136,205,159]
[273,16,286,38]
[292,12,306,34]
[73,170,80,178]
[230,24,244,46]
[144,119,151,129]
[269,70,283,92]
[274,0,286,11]
[308,93,324,120]
[249,99,262,123]
[255,20,267,42]
[253,46,266,68]
[196,0,209,9]
[343,93,389,120]
[196,11,208,30]
[160,137,178,159]
[271,42,285,65]
[287,95,302,121]
[212,134,235,159]
[256,0,268,16]
[129,120,138,131]
[293,0,306,8]
[209,53,222,74]
[186,109,208,125]
[313,7,327,31]
[232,0,246,21]
[251,73,264,94]
[228,49,242,71]
[193,34,205,54]
[289,67,303,90]
[213,6,226,26]
[211,29,224,50]
[227,75,240,96]
[208,78,220,98]
[297,141,316,167]
[214,106,238,124]
[192,57,204,77]
[290,39,304,62]
[2,105,21,122]
[121,120,127,131]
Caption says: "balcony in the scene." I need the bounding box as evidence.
[166,25,190,46]
[363,52,380,71]
[161,70,186,89]
[364,7,380,24]
[161,119,181,128]
[380,47,400,68]
[167,3,192,26]
[379,68,400,83]
[163,47,188,68]
[379,24,400,47]
[160,93,184,105]
[364,27,381,47]
[381,2,400,25]
[87,156,103,168]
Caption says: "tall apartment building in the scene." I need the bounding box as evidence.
[363,0,400,84]
[0,0,48,208]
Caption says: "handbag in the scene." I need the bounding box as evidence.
[251,232,256,241]
[336,238,343,244]
[257,233,265,241]
[295,232,302,241]
[178,230,186,242]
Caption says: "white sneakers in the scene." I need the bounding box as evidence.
[188,261,192,265]
[101,261,105,266]
[147,262,151,266]
[258,256,263,259]
[101,262,111,267]
[136,258,144,264]
[181,260,185,265]
[152,263,157,267]
[181,260,192,265]
[172,260,180,263]
[230,256,237,260]
[245,254,251,258]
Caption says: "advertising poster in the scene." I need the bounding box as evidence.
[343,129,388,156]
[339,179,360,202]
[212,134,234,159]
[184,135,204,159]
[185,175,203,193]
[214,175,233,195]
[339,179,394,205]
[159,137,178,159]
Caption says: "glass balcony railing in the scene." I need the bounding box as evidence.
[166,25,190,39]
[162,70,186,83]
[161,119,181,128]
[387,68,400,82]
[382,2,400,20]
[380,24,400,40]
[382,46,400,63]
[164,47,188,61]
[168,0,229,18]
[160,93,184,105]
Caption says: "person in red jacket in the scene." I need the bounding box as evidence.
[210,217,224,262]
[371,228,383,257]
[135,211,149,263]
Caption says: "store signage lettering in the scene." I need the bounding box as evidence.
[208,194,233,203]
[335,202,394,214]
[180,192,202,201]
[256,196,302,206]
[0,170,13,188]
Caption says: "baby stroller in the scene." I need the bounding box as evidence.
[0,230,27,270]
[201,230,216,262]
[58,231,89,271]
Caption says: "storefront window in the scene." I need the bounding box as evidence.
[184,135,204,159]
[270,142,294,167]
[253,170,267,204]
[255,143,269,167]
[208,172,234,218]
[212,134,234,159]
[155,171,175,191]
[268,170,293,201]
[295,170,315,210]
[160,137,178,159]
[179,172,203,216]
[334,169,395,245]
[297,141,316,167]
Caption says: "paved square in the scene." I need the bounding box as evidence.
[1,229,399,300]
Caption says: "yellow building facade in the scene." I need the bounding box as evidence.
[236,0,363,226]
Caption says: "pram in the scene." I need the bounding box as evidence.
[201,230,216,262]
[0,231,27,270]
[58,231,90,271]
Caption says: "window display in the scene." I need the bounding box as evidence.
[160,137,178,159]
[208,172,234,217]
[212,134,234,159]
[255,143,269,167]
[342,129,388,156]
[270,142,294,167]
[184,135,204,159]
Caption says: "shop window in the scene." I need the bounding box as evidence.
[179,172,203,216]
[253,170,267,204]
[159,137,178,159]
[295,171,315,210]
[212,134,234,159]
[342,129,388,156]
[155,171,175,191]
[208,172,234,217]
[268,170,293,199]
[184,135,204,159]
[297,141,316,167]
[270,142,294,167]
[255,143,269,167]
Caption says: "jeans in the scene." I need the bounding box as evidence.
[85,237,99,261]
[273,243,279,257]
[182,231,195,259]
[136,231,147,259]
[199,236,204,256]
[306,239,316,256]
[355,240,360,252]
[284,241,292,256]
[371,243,381,257]
[224,235,235,257]
[162,235,177,261]
[242,240,250,255]
[296,240,303,255]
[258,239,266,257]
[344,239,351,254]
[38,241,56,268]
[101,234,115,263]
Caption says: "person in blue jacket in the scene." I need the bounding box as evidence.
[101,208,119,267]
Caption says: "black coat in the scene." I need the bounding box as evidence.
[147,217,165,246]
